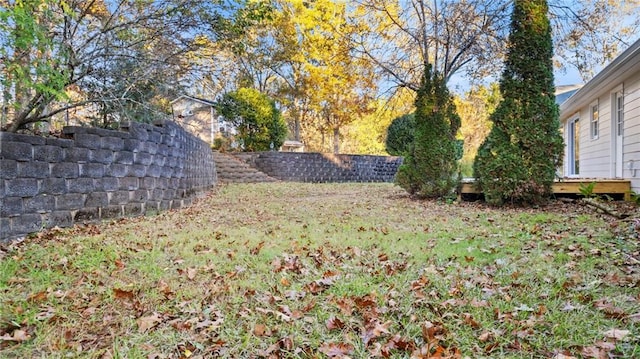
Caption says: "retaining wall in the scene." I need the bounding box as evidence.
[0,120,216,241]
[232,152,403,183]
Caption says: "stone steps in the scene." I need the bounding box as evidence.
[212,151,278,183]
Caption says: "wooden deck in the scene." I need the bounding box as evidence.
[460,178,632,201]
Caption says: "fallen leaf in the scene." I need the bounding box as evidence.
[478,331,493,342]
[250,241,265,255]
[602,328,629,341]
[326,317,345,331]
[27,291,47,303]
[253,323,271,337]
[136,313,162,333]
[0,329,31,342]
[319,342,354,357]
[113,288,135,301]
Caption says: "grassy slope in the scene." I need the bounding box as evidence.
[1,183,639,358]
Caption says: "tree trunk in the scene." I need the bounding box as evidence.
[333,127,340,154]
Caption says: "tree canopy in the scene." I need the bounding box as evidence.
[1,0,638,161]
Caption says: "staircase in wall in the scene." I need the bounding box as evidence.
[212,151,278,183]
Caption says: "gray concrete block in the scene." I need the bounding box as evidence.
[139,177,156,190]
[74,208,99,222]
[127,164,147,177]
[101,177,119,191]
[109,190,130,205]
[41,178,66,195]
[1,141,33,161]
[0,132,45,145]
[134,152,153,165]
[145,201,159,213]
[34,145,63,162]
[5,178,39,197]
[101,205,122,218]
[101,136,124,151]
[1,160,17,179]
[79,163,105,178]
[67,178,95,193]
[115,151,134,165]
[106,163,127,177]
[159,200,171,210]
[85,192,108,207]
[123,138,141,152]
[124,203,142,216]
[92,149,114,164]
[45,137,73,148]
[64,147,92,163]
[44,211,73,228]
[131,189,148,202]
[24,194,55,213]
[148,130,162,144]
[51,163,79,178]
[118,177,138,190]
[56,193,85,210]
[163,189,176,199]
[74,133,101,149]
[11,214,43,236]
[1,197,23,217]
[160,167,174,178]
[18,161,50,178]
[147,165,161,178]
[0,217,11,238]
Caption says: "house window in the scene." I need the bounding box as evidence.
[568,118,579,175]
[616,92,624,137]
[590,101,598,139]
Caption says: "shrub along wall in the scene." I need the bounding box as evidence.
[0,120,216,241]
[232,152,403,183]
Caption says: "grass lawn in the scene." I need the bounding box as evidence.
[1,182,639,358]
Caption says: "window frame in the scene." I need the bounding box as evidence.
[590,99,599,140]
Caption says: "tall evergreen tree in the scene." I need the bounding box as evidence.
[395,65,461,199]
[474,0,563,205]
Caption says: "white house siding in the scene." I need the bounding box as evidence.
[622,73,640,190]
[560,39,640,193]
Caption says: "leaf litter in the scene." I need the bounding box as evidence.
[1,182,639,358]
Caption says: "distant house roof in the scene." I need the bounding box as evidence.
[170,95,216,106]
[555,84,583,105]
[560,38,640,116]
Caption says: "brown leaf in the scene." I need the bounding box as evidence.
[0,329,31,342]
[335,297,354,316]
[602,328,629,341]
[114,259,126,270]
[362,320,391,346]
[463,313,480,329]
[27,291,47,303]
[478,331,493,342]
[113,288,135,301]
[250,241,265,255]
[319,342,354,357]
[581,346,607,359]
[326,316,346,331]
[136,313,162,333]
[253,323,271,337]
[421,321,445,343]
[157,280,173,297]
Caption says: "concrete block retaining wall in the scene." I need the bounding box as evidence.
[1,120,216,241]
[232,152,403,183]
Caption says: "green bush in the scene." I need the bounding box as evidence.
[474,0,563,205]
[396,65,461,199]
[216,88,288,152]
[385,113,415,156]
